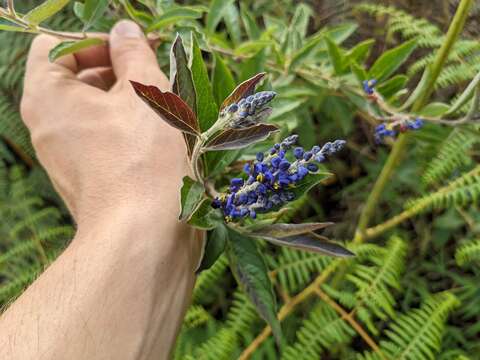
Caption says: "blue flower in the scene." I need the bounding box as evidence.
[375,118,424,143]
[363,79,377,95]
[293,147,304,159]
[212,135,346,221]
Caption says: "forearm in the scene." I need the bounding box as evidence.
[0,199,202,359]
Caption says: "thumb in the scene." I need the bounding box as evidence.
[109,20,168,89]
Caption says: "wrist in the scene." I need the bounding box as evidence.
[74,198,203,271]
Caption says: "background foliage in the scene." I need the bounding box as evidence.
[0,0,479,359]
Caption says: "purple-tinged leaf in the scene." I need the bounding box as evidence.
[220,72,266,110]
[205,124,279,151]
[170,35,198,156]
[258,233,354,257]
[130,81,200,136]
[252,222,334,238]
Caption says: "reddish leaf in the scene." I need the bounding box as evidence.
[257,233,354,257]
[205,124,279,151]
[220,72,266,110]
[252,222,334,238]
[130,81,200,135]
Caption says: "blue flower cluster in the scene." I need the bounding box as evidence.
[212,135,346,222]
[363,79,377,95]
[225,91,276,128]
[374,118,424,143]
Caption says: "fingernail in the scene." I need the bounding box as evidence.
[112,20,143,39]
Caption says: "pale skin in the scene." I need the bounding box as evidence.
[0,20,203,359]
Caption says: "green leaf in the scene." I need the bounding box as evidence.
[351,62,368,83]
[291,172,331,198]
[206,0,235,33]
[196,225,227,273]
[445,72,480,116]
[170,35,197,112]
[288,23,357,71]
[418,102,450,117]
[239,49,266,81]
[190,33,219,132]
[146,6,204,32]
[347,39,374,64]
[376,75,408,99]
[80,0,109,31]
[240,4,260,40]
[325,37,345,75]
[24,0,70,25]
[0,23,25,32]
[223,3,241,45]
[212,53,236,106]
[226,227,283,345]
[48,38,105,62]
[170,34,198,157]
[121,0,153,26]
[400,65,431,111]
[205,150,240,177]
[179,176,205,221]
[290,3,312,38]
[368,39,417,82]
[188,199,223,230]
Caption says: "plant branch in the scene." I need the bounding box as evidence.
[314,288,387,360]
[238,260,343,359]
[363,165,480,240]
[7,0,15,16]
[353,0,474,244]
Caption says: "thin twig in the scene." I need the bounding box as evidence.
[238,261,343,359]
[7,0,15,16]
[314,288,388,360]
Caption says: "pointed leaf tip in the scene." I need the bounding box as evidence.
[130,80,200,135]
[205,123,279,151]
[221,72,267,110]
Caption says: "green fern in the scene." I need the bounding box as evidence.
[422,127,479,187]
[268,246,336,293]
[356,3,480,92]
[282,302,356,360]
[455,239,480,266]
[406,165,480,213]
[360,292,460,360]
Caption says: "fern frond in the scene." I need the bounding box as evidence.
[183,305,211,330]
[269,246,335,293]
[375,292,459,360]
[349,236,406,318]
[422,127,479,187]
[455,239,480,266]
[193,291,258,360]
[355,3,480,91]
[406,166,480,212]
[0,95,33,157]
[193,255,228,303]
[0,263,41,306]
[282,302,356,360]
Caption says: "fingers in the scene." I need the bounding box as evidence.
[109,20,169,91]
[77,67,116,90]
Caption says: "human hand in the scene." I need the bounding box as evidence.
[21,20,188,226]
